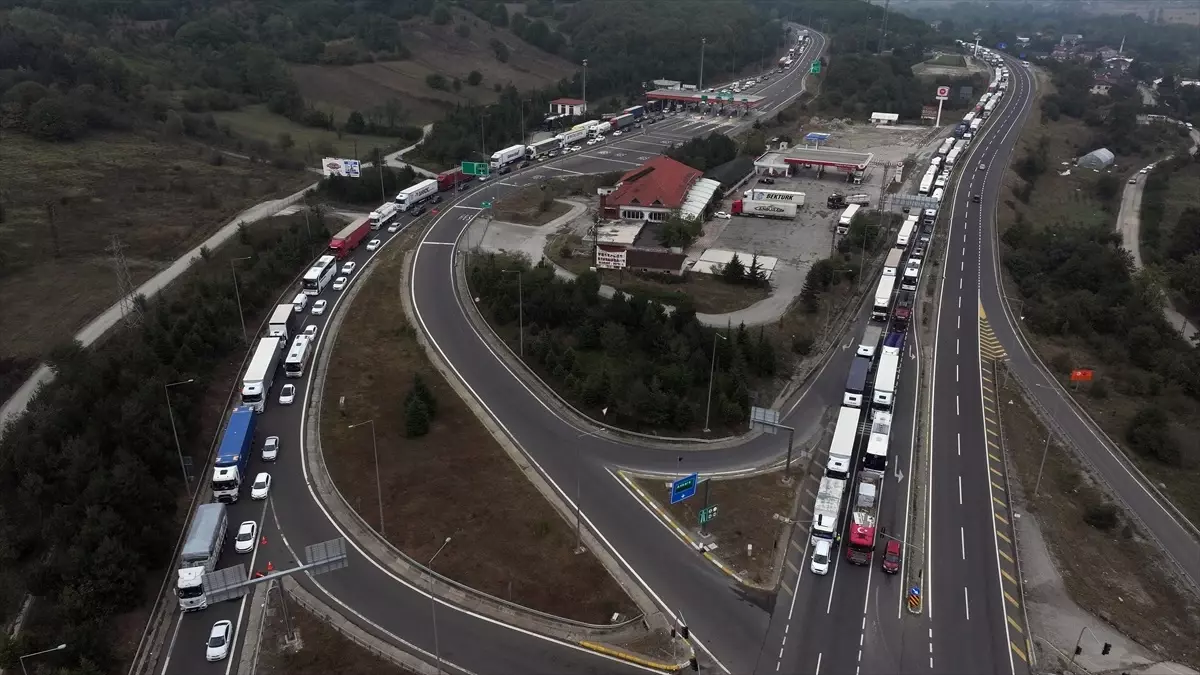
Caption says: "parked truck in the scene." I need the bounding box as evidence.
[436,167,469,191]
[526,137,560,160]
[812,475,847,545]
[610,114,636,132]
[368,202,399,229]
[731,199,797,219]
[892,290,914,331]
[587,121,609,139]
[557,128,588,146]
[241,336,282,413]
[328,217,371,259]
[489,144,526,171]
[394,178,438,211]
[744,188,806,204]
[846,473,882,565]
[212,406,255,503]
[623,105,646,120]
[267,303,296,344]
[177,503,228,611]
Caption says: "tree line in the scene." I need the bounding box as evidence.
[468,256,781,432]
[0,216,330,674]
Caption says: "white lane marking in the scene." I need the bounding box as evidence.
[964,586,971,620]
[421,241,457,246]
[957,433,961,456]
[960,526,966,559]
[958,476,963,505]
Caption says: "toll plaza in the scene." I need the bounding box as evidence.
[645,89,767,114]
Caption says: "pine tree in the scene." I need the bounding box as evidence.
[747,254,767,286]
[405,394,430,437]
[411,373,437,418]
[721,253,746,283]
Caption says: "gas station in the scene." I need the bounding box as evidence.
[754,132,874,184]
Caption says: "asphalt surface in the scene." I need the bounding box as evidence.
[158,31,834,675]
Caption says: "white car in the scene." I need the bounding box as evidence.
[714,211,731,219]
[810,539,832,575]
[310,299,327,315]
[613,130,623,136]
[388,222,402,233]
[279,384,295,405]
[303,325,318,339]
[340,261,356,275]
[234,521,257,553]
[571,146,582,152]
[587,138,598,145]
[366,239,381,251]
[250,473,271,500]
[262,435,279,462]
[206,620,232,662]
[332,276,348,291]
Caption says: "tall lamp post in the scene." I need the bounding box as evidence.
[164,378,195,496]
[348,419,385,537]
[582,59,588,117]
[703,333,727,432]
[230,256,251,344]
[503,269,524,357]
[1031,382,1063,498]
[428,536,452,675]
[20,643,67,675]
[699,38,707,91]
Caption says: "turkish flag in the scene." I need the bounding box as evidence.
[1070,369,1094,382]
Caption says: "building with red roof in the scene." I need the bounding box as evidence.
[549,98,586,116]
[599,156,708,222]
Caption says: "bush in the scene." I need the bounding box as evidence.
[1126,406,1181,466]
[1083,503,1120,531]
[426,74,448,90]
[490,38,510,63]
[467,70,483,86]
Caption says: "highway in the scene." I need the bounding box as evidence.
[156,31,836,675]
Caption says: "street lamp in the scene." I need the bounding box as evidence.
[1031,382,1063,498]
[428,536,452,675]
[581,59,588,117]
[703,333,727,432]
[164,378,195,496]
[348,420,385,537]
[503,269,524,357]
[20,643,66,675]
[699,38,707,91]
[573,407,608,554]
[229,255,250,343]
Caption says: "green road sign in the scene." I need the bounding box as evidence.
[810,61,821,74]
[700,94,708,101]
[481,201,492,209]
[461,161,490,176]
[698,504,719,525]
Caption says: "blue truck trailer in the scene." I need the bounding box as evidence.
[212,406,255,502]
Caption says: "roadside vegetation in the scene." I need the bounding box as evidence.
[468,255,783,435]
[0,215,329,674]
[997,64,1200,527]
[319,240,634,623]
[1139,156,1200,328]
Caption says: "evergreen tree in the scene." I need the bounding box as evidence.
[405,394,431,437]
[722,254,746,283]
[410,373,437,418]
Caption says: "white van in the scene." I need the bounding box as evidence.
[810,539,832,575]
[291,293,308,313]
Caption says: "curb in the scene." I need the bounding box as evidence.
[579,641,689,673]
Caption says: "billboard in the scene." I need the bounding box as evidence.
[322,158,361,178]
[921,105,938,121]
[595,246,627,270]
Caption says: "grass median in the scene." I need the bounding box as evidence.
[319,232,635,623]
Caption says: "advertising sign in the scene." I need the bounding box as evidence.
[921,105,938,120]
[322,158,361,178]
[595,246,627,270]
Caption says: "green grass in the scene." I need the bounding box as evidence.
[212,105,403,161]
[927,54,967,67]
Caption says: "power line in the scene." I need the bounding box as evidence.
[107,235,143,328]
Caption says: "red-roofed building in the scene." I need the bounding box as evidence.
[549,98,586,116]
[600,156,703,222]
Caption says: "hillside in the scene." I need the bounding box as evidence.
[291,9,577,124]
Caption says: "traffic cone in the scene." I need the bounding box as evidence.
[266,561,274,572]
[260,535,268,546]
[254,570,264,578]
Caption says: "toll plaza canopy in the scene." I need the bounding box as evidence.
[756,147,874,172]
[646,89,766,108]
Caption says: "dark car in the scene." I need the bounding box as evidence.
[882,540,902,574]
[759,177,775,185]
[410,205,426,216]
[498,165,511,175]
[971,193,981,203]
[430,194,443,204]
[458,183,471,192]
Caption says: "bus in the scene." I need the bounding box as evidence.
[862,410,892,474]
[283,335,313,378]
[302,255,337,296]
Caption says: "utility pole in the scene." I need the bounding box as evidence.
[582,59,588,117]
[699,38,707,90]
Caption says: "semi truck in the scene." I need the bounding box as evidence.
[623,105,646,120]
[744,188,806,204]
[489,144,525,170]
[937,138,954,156]
[846,473,881,565]
[827,406,861,480]
[844,356,871,408]
[872,336,901,410]
[177,503,228,611]
[892,290,914,331]
[557,128,588,146]
[883,249,904,276]
[526,138,560,160]
[731,199,797,219]
[587,121,609,139]
[436,167,469,191]
[812,475,847,545]
[858,324,884,358]
[328,217,371,259]
[970,118,983,132]
[369,202,399,229]
[394,178,438,211]
[609,114,636,132]
[837,203,861,233]
[872,274,897,322]
[267,303,297,344]
[212,406,255,503]
[241,336,282,413]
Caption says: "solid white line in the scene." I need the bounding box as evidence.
[816,652,823,675]
[421,241,457,246]
[452,205,483,210]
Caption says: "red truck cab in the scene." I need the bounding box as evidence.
[882,540,902,574]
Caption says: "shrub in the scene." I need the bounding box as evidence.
[1083,503,1119,531]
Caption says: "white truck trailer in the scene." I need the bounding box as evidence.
[394,179,438,211]
[267,303,296,344]
[241,336,282,412]
[177,503,228,611]
[489,144,526,170]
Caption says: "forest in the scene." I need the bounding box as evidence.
[468,256,781,433]
[0,217,330,674]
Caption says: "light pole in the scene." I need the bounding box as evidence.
[699,38,707,91]
[428,536,452,675]
[503,269,523,357]
[1031,382,1061,498]
[573,407,608,554]
[268,580,295,641]
[348,420,385,537]
[164,378,195,496]
[230,256,251,344]
[582,59,588,117]
[703,332,727,432]
[20,643,66,675]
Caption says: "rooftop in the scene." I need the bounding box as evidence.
[595,223,645,246]
[551,98,585,105]
[607,156,703,210]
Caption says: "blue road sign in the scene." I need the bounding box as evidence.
[804,132,831,143]
[1019,52,1026,60]
[910,586,921,597]
[997,42,1007,49]
[670,473,699,504]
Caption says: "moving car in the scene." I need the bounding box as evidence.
[431,194,443,204]
[410,205,427,216]
[366,239,381,251]
[340,261,356,275]
[206,621,233,662]
[311,299,327,315]
[971,193,981,203]
[262,436,279,462]
[388,221,402,232]
[279,384,296,405]
[613,130,623,136]
[977,162,986,171]
[882,540,902,574]
[332,276,348,291]
[234,521,257,553]
[250,473,272,500]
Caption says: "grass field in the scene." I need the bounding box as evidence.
[291,10,576,125]
[319,234,636,623]
[211,105,404,163]
[0,131,313,398]
[927,53,966,67]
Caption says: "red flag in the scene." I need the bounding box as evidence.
[1070,369,1094,382]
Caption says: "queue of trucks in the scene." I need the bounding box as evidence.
[178,503,228,610]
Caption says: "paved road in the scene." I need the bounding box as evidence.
[158,29,836,675]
